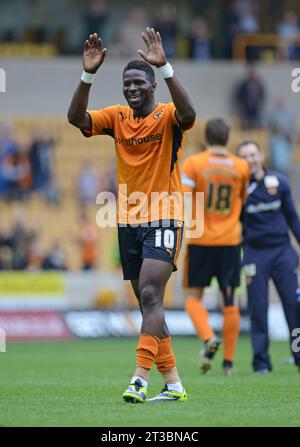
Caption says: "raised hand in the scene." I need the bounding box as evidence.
[137,27,167,67]
[83,33,106,74]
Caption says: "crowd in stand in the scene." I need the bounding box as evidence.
[0,124,59,203]
[0,215,67,271]
[0,122,118,271]
[0,211,102,272]
[0,123,118,205]
[233,67,298,177]
[1,0,300,61]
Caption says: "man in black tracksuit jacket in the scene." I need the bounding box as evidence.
[237,141,300,373]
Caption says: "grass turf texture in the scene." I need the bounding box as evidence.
[1,336,300,427]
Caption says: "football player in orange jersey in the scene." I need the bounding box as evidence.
[68,28,195,402]
[182,119,249,374]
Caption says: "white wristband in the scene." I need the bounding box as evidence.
[81,70,96,84]
[158,62,174,79]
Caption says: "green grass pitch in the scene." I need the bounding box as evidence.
[1,336,300,427]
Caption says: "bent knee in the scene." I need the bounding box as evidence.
[140,285,162,310]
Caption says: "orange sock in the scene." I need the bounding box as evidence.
[155,336,176,372]
[185,297,215,341]
[222,306,240,362]
[136,333,160,370]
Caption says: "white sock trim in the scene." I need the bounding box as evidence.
[166,381,183,393]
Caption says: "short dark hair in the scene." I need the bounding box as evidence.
[205,118,230,146]
[123,60,155,83]
[236,140,261,155]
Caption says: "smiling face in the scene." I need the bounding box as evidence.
[238,142,264,177]
[123,69,156,113]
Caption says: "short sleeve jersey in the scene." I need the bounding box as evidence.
[85,102,192,224]
[182,149,249,246]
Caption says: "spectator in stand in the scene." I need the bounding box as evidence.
[17,141,32,199]
[29,128,42,190]
[77,160,101,204]
[152,3,178,59]
[78,212,98,270]
[42,241,67,271]
[84,0,108,41]
[29,128,56,195]
[0,123,18,198]
[267,98,296,176]
[0,29,15,43]
[223,2,240,59]
[113,6,146,59]
[9,215,30,270]
[223,0,260,59]
[0,246,13,270]
[3,140,32,201]
[269,128,293,177]
[189,17,211,61]
[105,160,118,198]
[235,67,265,129]
[43,173,62,206]
[0,226,11,270]
[235,0,259,34]
[1,146,20,201]
[276,11,300,61]
[26,232,44,271]
[237,1,260,61]
[267,97,296,140]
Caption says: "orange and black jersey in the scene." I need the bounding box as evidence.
[83,102,194,224]
[182,148,250,246]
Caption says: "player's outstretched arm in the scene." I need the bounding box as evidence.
[67,33,106,130]
[138,27,196,129]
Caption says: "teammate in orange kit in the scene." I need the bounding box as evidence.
[182,118,249,374]
[68,28,195,401]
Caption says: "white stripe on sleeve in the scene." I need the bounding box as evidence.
[181,173,195,189]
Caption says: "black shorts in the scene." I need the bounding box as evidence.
[118,221,184,280]
[184,245,241,289]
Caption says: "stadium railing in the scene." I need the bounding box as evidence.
[233,33,300,62]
